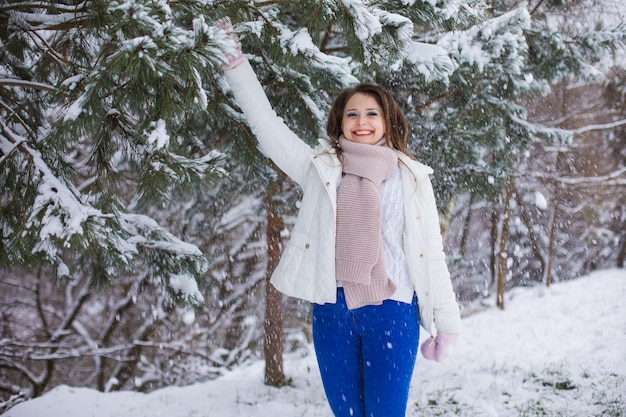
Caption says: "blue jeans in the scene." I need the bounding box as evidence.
[312,289,419,417]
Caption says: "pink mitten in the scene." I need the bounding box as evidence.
[216,17,245,70]
[420,333,458,363]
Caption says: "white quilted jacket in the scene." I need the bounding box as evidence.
[225,60,461,335]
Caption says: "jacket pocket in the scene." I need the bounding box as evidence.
[286,231,312,251]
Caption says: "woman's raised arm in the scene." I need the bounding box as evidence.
[218,18,313,185]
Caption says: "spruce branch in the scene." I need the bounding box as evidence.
[417,88,461,111]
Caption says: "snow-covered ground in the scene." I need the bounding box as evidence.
[7,269,625,417]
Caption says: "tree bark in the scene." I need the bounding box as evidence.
[459,194,474,258]
[489,208,499,288]
[544,205,559,286]
[617,232,626,268]
[263,176,286,387]
[513,186,546,280]
[496,180,514,310]
[544,145,566,287]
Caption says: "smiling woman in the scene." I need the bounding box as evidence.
[218,16,461,417]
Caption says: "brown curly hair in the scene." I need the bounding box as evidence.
[326,83,412,158]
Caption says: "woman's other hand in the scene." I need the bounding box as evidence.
[420,333,458,363]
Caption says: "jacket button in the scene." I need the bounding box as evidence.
[419,253,424,258]
[416,215,420,220]
[305,243,310,249]
[325,182,330,186]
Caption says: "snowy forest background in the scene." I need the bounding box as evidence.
[0,0,625,413]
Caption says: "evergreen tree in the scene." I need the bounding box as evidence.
[0,1,244,303]
[372,0,625,304]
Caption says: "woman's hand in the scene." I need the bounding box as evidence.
[420,333,458,363]
[216,17,245,70]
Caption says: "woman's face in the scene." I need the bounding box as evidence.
[341,93,386,145]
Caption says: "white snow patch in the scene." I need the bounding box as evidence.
[6,269,626,416]
[146,119,170,150]
[534,190,548,210]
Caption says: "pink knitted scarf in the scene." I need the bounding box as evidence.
[336,136,398,309]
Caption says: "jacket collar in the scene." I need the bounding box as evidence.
[397,152,433,177]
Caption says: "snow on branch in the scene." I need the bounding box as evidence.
[109,0,162,31]
[27,177,102,258]
[4,4,89,31]
[372,7,413,42]
[555,166,626,186]
[120,213,207,304]
[342,0,383,42]
[276,24,357,87]
[510,115,572,143]
[0,122,105,261]
[0,78,56,92]
[393,41,457,82]
[0,136,26,165]
[0,338,199,361]
[568,118,626,135]
[341,0,414,64]
[139,125,228,188]
[120,213,204,258]
[515,115,626,144]
[0,1,87,14]
[439,6,531,74]
[528,166,626,186]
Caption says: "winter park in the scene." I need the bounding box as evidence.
[1,1,625,417]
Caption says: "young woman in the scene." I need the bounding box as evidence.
[218,18,461,417]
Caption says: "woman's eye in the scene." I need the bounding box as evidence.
[346,111,358,118]
[367,110,379,117]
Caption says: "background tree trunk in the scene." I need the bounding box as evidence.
[496,180,514,309]
[263,176,286,387]
[489,209,499,289]
[617,233,626,268]
[514,186,546,280]
[544,205,559,287]
[459,194,474,257]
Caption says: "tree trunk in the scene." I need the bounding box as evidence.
[617,231,626,268]
[544,205,560,286]
[459,193,474,258]
[489,208,499,288]
[496,180,514,310]
[263,176,286,387]
[513,186,546,280]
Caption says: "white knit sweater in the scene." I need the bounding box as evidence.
[380,165,415,304]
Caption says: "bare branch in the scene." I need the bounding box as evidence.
[0,2,87,13]
[0,78,56,92]
[528,166,626,186]
[0,339,213,361]
[570,118,626,135]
